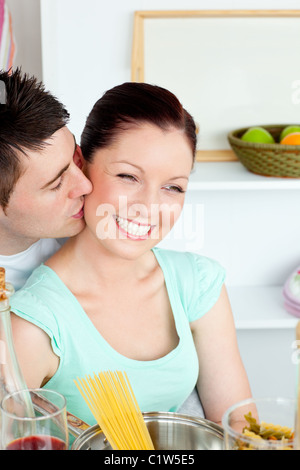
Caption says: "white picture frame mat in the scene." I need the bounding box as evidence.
[141,15,300,152]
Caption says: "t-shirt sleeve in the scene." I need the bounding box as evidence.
[10,289,62,357]
[186,252,226,322]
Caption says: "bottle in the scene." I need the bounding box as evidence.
[0,267,34,447]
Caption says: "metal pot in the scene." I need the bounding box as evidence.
[67,411,224,450]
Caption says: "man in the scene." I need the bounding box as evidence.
[0,68,92,290]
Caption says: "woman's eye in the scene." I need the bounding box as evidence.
[117,173,137,182]
[164,185,185,193]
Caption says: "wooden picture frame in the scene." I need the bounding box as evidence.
[131,10,300,162]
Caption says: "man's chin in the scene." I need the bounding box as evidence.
[59,219,86,238]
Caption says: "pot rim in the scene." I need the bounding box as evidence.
[70,411,224,450]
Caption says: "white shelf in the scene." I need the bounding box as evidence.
[227,286,298,330]
[188,162,300,191]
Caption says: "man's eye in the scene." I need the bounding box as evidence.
[117,173,137,182]
[51,181,63,191]
[51,176,64,191]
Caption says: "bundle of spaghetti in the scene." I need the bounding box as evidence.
[0,267,7,300]
[75,370,154,450]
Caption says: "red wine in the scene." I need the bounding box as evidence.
[6,435,67,450]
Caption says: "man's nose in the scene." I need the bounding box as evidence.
[68,166,93,199]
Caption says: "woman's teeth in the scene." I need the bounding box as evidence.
[116,216,151,237]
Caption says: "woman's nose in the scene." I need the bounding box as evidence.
[129,185,160,222]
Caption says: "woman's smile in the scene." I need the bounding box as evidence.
[115,215,153,240]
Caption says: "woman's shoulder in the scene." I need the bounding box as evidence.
[11,264,69,313]
[16,263,59,289]
[10,264,65,357]
[153,247,225,279]
[153,247,226,321]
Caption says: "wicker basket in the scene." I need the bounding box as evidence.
[227,125,300,178]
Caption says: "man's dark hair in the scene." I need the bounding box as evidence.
[0,68,70,208]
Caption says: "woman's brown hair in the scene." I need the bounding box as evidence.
[81,82,197,162]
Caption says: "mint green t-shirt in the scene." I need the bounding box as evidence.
[11,248,225,427]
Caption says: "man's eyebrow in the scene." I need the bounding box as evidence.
[41,136,77,189]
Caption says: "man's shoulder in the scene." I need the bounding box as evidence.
[0,238,62,290]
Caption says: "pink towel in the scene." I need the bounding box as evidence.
[283,266,300,317]
[0,0,5,44]
[0,0,15,71]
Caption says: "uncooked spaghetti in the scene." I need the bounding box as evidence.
[74,370,154,450]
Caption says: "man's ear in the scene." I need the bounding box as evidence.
[73,145,84,170]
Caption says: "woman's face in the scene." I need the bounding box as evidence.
[83,123,193,260]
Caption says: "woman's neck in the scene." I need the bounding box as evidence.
[46,226,156,291]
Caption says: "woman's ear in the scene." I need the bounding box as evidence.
[73,145,84,170]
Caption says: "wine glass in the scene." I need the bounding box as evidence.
[222,397,296,450]
[1,389,69,450]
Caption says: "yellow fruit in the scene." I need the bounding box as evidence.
[280,125,300,142]
[280,132,300,145]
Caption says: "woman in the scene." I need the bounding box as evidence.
[11,82,251,427]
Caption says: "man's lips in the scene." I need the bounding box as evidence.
[72,203,84,219]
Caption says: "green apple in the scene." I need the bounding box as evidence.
[280,125,300,142]
[241,127,275,144]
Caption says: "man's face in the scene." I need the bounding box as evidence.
[0,127,92,247]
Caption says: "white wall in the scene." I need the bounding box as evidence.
[164,188,300,287]
[40,0,300,142]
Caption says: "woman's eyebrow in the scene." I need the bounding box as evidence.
[168,176,189,181]
[110,160,144,172]
[111,161,189,181]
